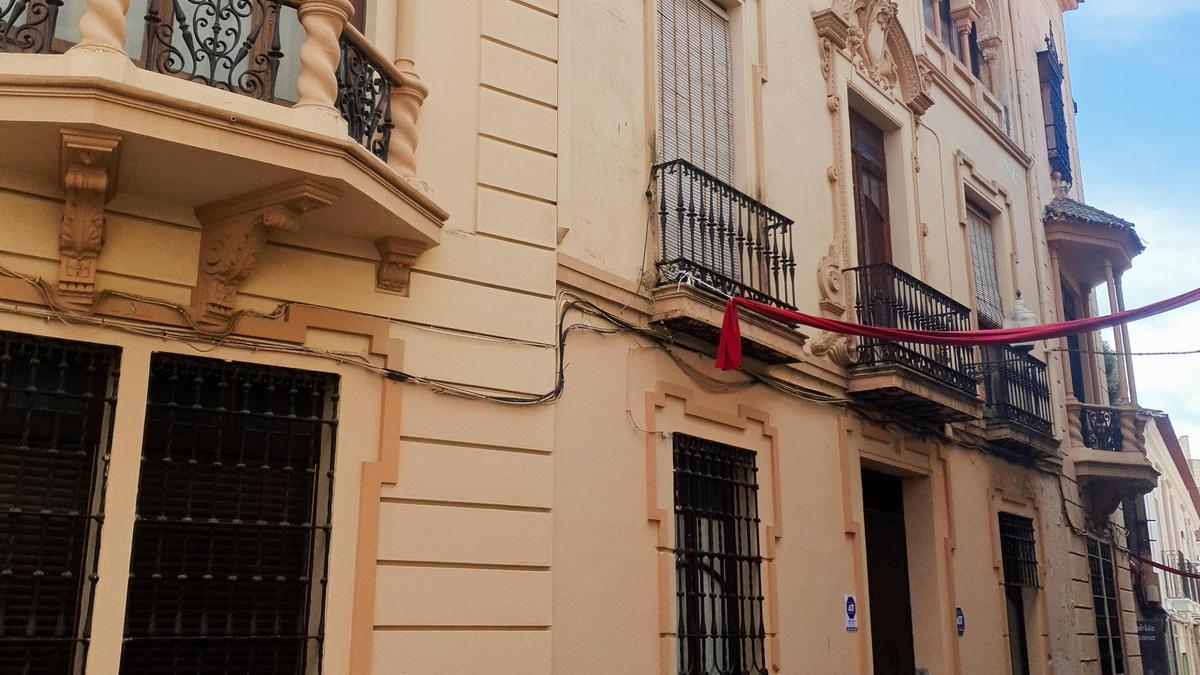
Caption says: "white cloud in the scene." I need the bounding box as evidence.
[1085,191,1200,441]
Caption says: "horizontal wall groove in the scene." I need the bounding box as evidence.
[473,229,557,252]
[480,34,557,65]
[398,435,553,456]
[508,0,557,19]
[479,83,558,111]
[376,560,551,572]
[379,497,552,513]
[374,625,551,632]
[409,266,555,300]
[477,182,557,206]
[478,132,557,158]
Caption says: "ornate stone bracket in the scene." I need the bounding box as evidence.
[190,180,338,328]
[809,331,858,368]
[374,236,427,295]
[58,130,121,306]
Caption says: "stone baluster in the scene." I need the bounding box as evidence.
[389,0,428,178]
[295,0,355,117]
[74,0,131,54]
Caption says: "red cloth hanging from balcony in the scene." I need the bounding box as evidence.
[714,286,1200,370]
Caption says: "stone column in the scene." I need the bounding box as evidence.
[1049,245,1075,401]
[74,0,131,54]
[295,0,355,117]
[1115,272,1140,406]
[1103,260,1129,403]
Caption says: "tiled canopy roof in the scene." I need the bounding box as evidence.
[1044,197,1145,252]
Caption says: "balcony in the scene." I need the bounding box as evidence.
[1068,401,1157,523]
[0,0,445,317]
[649,159,806,364]
[1163,551,1200,609]
[845,264,982,424]
[981,345,1057,457]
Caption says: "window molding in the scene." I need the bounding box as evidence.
[643,382,782,674]
[0,296,407,675]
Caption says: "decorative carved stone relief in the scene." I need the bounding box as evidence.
[809,331,858,367]
[822,1,934,115]
[58,131,121,306]
[816,244,846,316]
[374,236,427,295]
[190,180,338,329]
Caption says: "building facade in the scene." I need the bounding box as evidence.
[1136,415,1200,675]
[0,0,1172,674]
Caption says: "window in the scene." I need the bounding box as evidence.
[850,111,891,267]
[938,0,960,59]
[121,354,339,673]
[967,204,1004,329]
[673,433,767,675]
[1088,538,1126,675]
[0,332,119,674]
[1037,35,1073,185]
[999,514,1037,675]
[921,0,937,33]
[656,0,734,182]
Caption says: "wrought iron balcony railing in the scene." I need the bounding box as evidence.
[982,345,1053,436]
[1,0,395,162]
[848,263,977,395]
[652,159,796,309]
[1165,551,1200,602]
[1078,403,1123,452]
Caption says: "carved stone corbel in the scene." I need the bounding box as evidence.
[374,236,427,295]
[810,332,858,368]
[190,180,338,328]
[58,131,121,306]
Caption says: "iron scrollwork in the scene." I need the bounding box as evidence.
[0,0,62,53]
[1079,405,1122,452]
[141,0,285,101]
[336,34,394,162]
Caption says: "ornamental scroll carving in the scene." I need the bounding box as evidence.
[190,180,338,329]
[817,2,934,115]
[816,243,846,316]
[58,131,121,307]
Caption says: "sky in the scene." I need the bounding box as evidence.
[1063,1,1200,444]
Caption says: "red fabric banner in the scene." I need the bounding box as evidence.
[1133,553,1200,581]
[715,286,1200,370]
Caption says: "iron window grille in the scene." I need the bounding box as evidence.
[0,331,120,674]
[1087,538,1126,675]
[999,514,1038,589]
[121,353,339,673]
[673,433,767,675]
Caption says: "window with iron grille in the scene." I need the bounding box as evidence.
[673,433,766,675]
[999,514,1035,675]
[656,0,734,182]
[121,354,339,673]
[967,204,1004,329]
[1088,538,1126,675]
[0,331,119,674]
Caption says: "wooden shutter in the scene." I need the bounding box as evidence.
[967,205,1004,328]
[656,0,734,182]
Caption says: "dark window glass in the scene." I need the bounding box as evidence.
[922,0,937,32]
[939,0,960,58]
[674,433,766,675]
[1088,538,1126,675]
[0,332,119,673]
[120,354,339,674]
[850,111,891,267]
